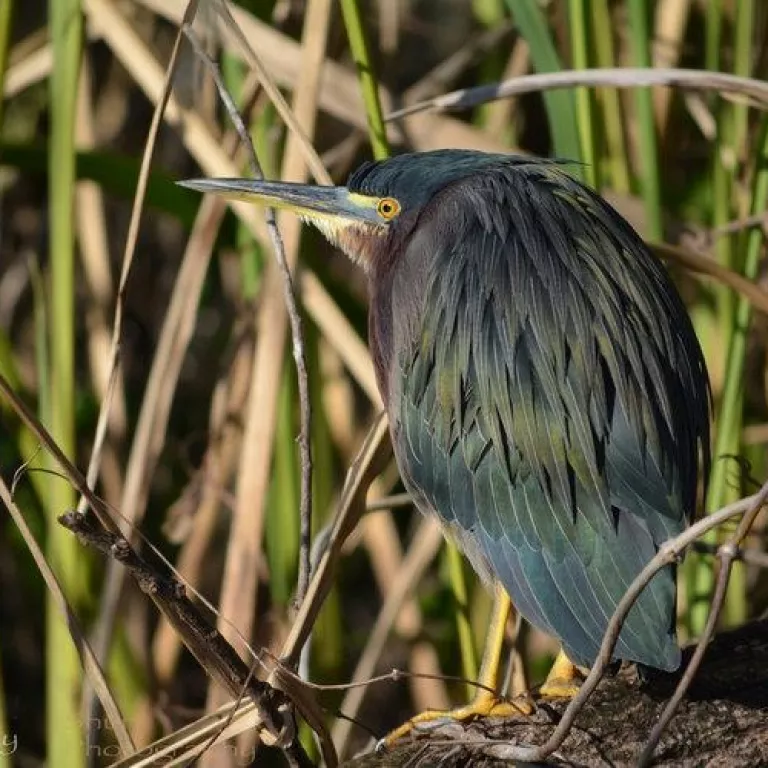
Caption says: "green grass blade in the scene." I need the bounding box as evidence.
[339,0,488,693]
[714,0,753,629]
[568,0,598,189]
[339,0,390,160]
[304,325,342,672]
[690,0,755,635]
[444,542,478,696]
[11,259,52,508]
[705,0,724,71]
[0,3,15,631]
[0,335,20,393]
[302,324,338,759]
[627,0,662,240]
[685,0,726,639]
[341,0,484,688]
[0,141,201,224]
[266,363,300,607]
[591,0,630,193]
[504,0,582,173]
[472,0,516,144]
[705,116,768,609]
[0,0,13,138]
[48,0,86,764]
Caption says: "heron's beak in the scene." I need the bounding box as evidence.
[178,178,382,226]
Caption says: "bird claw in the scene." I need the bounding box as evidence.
[537,650,586,699]
[379,692,535,748]
[538,678,583,699]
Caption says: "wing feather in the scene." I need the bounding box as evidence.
[385,159,709,668]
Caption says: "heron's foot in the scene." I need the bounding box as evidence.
[380,692,534,748]
[538,677,582,699]
[538,651,586,699]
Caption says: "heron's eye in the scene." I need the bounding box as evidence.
[377,197,400,220]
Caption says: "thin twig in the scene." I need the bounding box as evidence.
[181,12,314,612]
[303,668,496,695]
[0,478,135,755]
[197,11,333,716]
[152,317,255,688]
[0,369,323,764]
[712,210,768,238]
[639,558,732,766]
[206,0,329,184]
[638,480,768,765]
[386,67,768,121]
[402,22,514,104]
[60,512,279,724]
[691,540,768,569]
[80,0,198,514]
[75,54,126,508]
[332,518,444,757]
[80,0,199,746]
[56,510,325,768]
[339,0,390,160]
[366,492,413,512]
[278,413,391,668]
[0,374,324,764]
[652,241,768,318]
[438,489,767,764]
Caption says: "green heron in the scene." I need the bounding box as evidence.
[181,150,710,737]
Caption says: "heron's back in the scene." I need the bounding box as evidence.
[369,160,710,669]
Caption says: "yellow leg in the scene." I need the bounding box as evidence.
[383,585,532,746]
[538,649,585,699]
[475,585,513,695]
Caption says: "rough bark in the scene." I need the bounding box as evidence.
[343,620,768,767]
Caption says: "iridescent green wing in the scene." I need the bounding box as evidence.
[390,163,709,667]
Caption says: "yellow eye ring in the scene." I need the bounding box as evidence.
[377,197,400,220]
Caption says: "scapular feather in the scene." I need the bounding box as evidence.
[360,151,710,669]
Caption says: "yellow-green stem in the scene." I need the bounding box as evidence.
[685,0,726,639]
[472,0,514,142]
[339,0,390,160]
[692,0,754,634]
[504,0,582,175]
[0,0,13,137]
[705,0,723,72]
[445,542,478,697]
[627,0,662,240]
[305,327,341,676]
[591,0,630,193]
[569,0,598,189]
[266,361,300,607]
[340,0,486,691]
[48,0,86,764]
[717,0,753,629]
[302,327,338,759]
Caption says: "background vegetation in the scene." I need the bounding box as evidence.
[1,0,768,765]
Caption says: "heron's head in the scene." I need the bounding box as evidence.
[179,150,520,273]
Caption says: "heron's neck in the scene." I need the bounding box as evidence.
[367,272,395,407]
